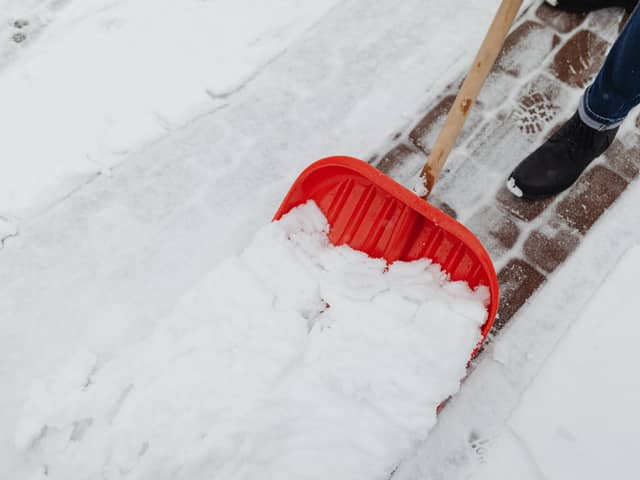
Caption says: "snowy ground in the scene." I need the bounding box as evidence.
[2,0,639,478]
[471,245,640,479]
[394,177,640,478]
[0,0,342,219]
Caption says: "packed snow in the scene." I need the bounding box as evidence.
[12,201,488,479]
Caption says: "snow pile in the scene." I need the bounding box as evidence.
[13,202,488,479]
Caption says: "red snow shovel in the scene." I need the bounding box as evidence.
[274,0,523,355]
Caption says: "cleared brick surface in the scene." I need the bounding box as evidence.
[496,186,552,222]
[523,221,581,273]
[556,165,628,233]
[550,30,609,88]
[496,259,546,330]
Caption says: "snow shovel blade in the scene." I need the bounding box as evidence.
[274,156,499,353]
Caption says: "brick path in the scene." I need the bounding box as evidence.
[369,3,640,339]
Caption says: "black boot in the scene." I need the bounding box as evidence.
[546,0,638,12]
[506,112,619,199]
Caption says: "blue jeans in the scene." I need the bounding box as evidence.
[579,5,640,130]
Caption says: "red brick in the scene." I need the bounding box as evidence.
[603,136,640,181]
[496,258,546,330]
[466,205,520,261]
[556,165,628,233]
[523,221,581,273]
[496,186,553,222]
[550,30,609,88]
[495,21,561,77]
[535,3,587,33]
[376,143,419,174]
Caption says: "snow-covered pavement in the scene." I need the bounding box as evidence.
[0,0,343,218]
[2,0,639,478]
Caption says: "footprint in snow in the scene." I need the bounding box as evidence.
[468,430,492,465]
[10,19,29,43]
[516,91,560,136]
[11,32,26,43]
[13,19,30,29]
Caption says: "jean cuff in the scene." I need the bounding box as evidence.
[579,86,626,131]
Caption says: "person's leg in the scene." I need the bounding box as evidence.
[580,5,640,129]
[507,6,640,199]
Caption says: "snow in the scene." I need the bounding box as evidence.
[0,0,509,222]
[0,215,18,244]
[506,176,523,198]
[0,0,340,218]
[470,245,640,480]
[6,0,640,478]
[413,175,430,198]
[392,179,640,480]
[11,201,488,479]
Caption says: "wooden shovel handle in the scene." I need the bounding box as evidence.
[420,0,523,199]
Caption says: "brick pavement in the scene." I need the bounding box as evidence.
[369,3,639,339]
